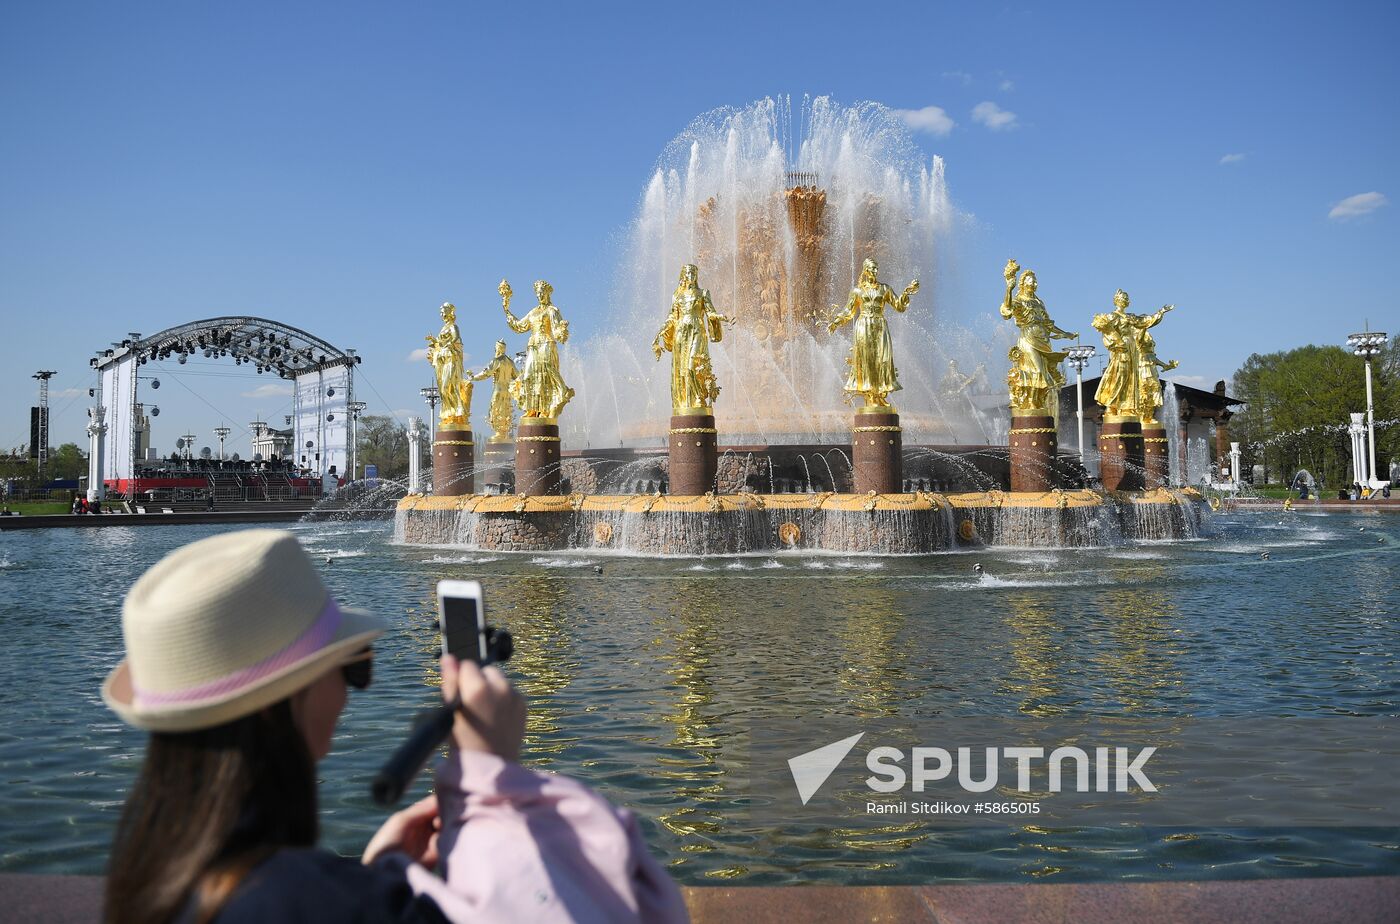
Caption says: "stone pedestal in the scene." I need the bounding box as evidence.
[1009,414,1058,493]
[432,429,474,496]
[1099,417,1144,492]
[515,420,561,495]
[853,410,902,494]
[669,414,718,496]
[481,441,515,494]
[1142,420,1169,488]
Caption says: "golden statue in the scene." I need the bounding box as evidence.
[1134,302,1178,425]
[1000,259,1076,417]
[424,302,473,429]
[652,264,729,414]
[471,339,518,442]
[1092,289,1171,419]
[827,258,918,409]
[501,279,575,420]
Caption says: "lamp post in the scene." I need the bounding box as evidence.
[1065,345,1098,461]
[419,386,440,424]
[348,400,368,482]
[1346,329,1388,487]
[213,426,230,461]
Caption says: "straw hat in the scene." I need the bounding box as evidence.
[102,529,386,732]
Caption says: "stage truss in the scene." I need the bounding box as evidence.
[90,317,361,488]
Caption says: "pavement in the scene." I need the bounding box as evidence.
[1,874,1396,923]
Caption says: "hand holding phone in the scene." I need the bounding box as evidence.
[440,654,526,761]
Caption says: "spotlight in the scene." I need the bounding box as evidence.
[150,379,160,389]
[178,355,187,364]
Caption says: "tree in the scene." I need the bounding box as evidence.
[48,443,88,481]
[356,416,409,480]
[1231,342,1398,487]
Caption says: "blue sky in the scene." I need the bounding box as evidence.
[2,0,1396,456]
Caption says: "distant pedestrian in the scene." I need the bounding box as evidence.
[72,496,82,514]
[1384,484,1392,499]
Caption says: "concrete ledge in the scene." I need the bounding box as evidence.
[0,511,311,530]
[2,874,1395,923]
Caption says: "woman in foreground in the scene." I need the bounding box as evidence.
[102,529,686,923]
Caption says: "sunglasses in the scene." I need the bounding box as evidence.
[341,648,373,690]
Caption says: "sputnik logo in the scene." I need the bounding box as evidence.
[788,732,865,805]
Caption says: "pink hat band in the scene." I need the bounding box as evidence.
[133,597,344,709]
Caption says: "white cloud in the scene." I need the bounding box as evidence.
[407,347,430,362]
[1219,153,1246,165]
[999,79,1015,92]
[942,70,973,86]
[894,106,955,136]
[241,383,294,399]
[971,101,1017,131]
[1169,374,1214,390]
[54,388,84,399]
[1328,191,1387,221]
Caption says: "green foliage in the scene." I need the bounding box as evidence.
[0,443,88,486]
[48,443,88,481]
[355,415,409,480]
[1231,340,1398,487]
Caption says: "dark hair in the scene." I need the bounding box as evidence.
[104,699,317,924]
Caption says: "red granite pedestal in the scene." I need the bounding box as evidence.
[1099,416,1144,492]
[669,414,718,495]
[1009,413,1058,493]
[431,429,474,496]
[853,410,902,494]
[1142,420,1169,489]
[515,420,561,495]
[481,440,515,493]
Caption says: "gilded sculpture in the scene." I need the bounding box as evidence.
[652,264,729,414]
[424,302,473,429]
[501,279,575,420]
[471,339,519,442]
[827,258,919,409]
[1134,304,1178,425]
[1000,260,1077,417]
[1092,289,1172,420]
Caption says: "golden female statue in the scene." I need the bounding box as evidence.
[501,279,575,420]
[652,264,729,413]
[1000,260,1076,417]
[827,258,919,408]
[1133,300,1177,424]
[1091,289,1171,419]
[470,339,519,442]
[424,302,473,429]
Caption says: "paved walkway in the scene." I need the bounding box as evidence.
[2,873,1395,923]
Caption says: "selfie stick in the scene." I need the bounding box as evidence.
[370,697,460,806]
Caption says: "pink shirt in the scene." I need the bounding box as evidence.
[398,750,689,923]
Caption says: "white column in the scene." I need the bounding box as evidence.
[407,416,424,494]
[1229,441,1242,490]
[1349,413,1367,485]
[86,406,107,502]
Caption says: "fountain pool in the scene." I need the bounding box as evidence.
[1,512,1396,884]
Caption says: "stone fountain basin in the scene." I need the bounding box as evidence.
[396,489,1205,555]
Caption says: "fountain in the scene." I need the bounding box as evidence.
[396,97,1205,553]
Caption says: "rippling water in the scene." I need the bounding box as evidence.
[0,512,1397,883]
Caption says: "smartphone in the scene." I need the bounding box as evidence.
[437,579,487,663]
